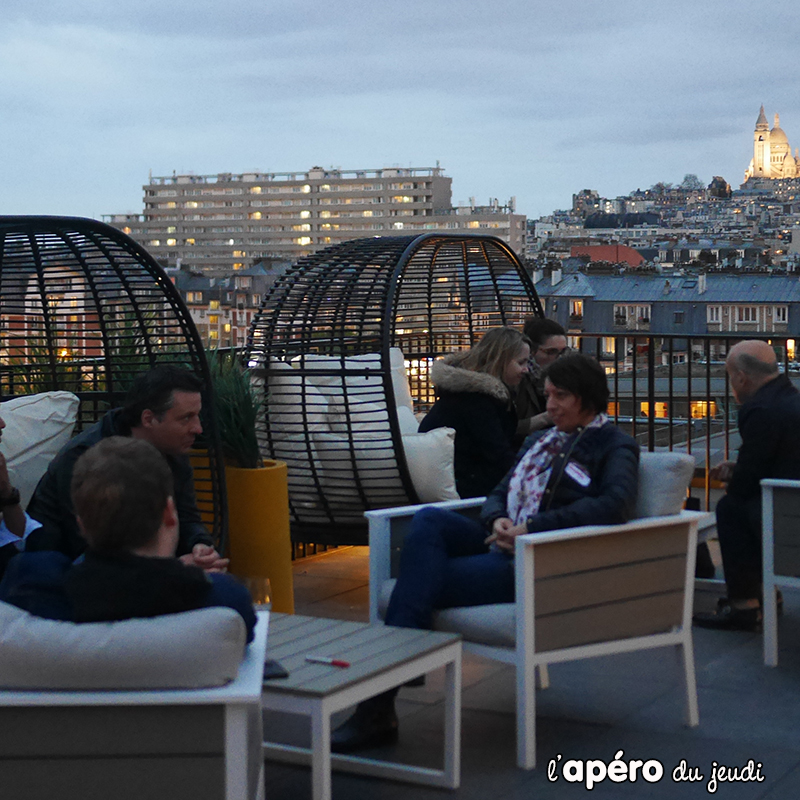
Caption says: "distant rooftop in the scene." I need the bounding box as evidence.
[147,167,447,186]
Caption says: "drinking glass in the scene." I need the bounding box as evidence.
[243,576,272,611]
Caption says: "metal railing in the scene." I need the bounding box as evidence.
[573,332,798,509]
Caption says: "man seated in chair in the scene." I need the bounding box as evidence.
[695,340,800,632]
[0,437,255,641]
[332,354,640,753]
[26,365,226,572]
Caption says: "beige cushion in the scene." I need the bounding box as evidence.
[0,602,246,690]
[1,392,80,507]
[401,427,460,503]
[636,451,695,518]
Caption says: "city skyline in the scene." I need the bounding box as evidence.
[2,0,798,222]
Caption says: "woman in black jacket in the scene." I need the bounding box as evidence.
[418,327,532,498]
[331,354,640,752]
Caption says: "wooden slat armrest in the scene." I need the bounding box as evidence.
[514,510,705,551]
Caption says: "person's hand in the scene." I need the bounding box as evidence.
[485,517,528,552]
[179,543,229,573]
[709,461,735,483]
[0,451,13,497]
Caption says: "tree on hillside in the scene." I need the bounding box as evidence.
[680,174,704,191]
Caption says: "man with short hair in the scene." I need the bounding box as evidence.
[26,365,226,571]
[515,316,569,437]
[0,437,255,639]
[695,340,800,631]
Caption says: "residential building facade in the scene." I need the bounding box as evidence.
[105,167,526,274]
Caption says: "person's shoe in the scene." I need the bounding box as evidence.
[694,599,762,632]
[331,696,398,754]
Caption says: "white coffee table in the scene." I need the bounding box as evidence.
[261,613,462,800]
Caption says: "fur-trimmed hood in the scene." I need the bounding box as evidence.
[430,353,510,403]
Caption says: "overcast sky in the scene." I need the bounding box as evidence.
[2,0,798,221]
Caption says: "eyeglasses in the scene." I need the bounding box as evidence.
[539,346,571,358]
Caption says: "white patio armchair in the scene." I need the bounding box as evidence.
[367,451,703,769]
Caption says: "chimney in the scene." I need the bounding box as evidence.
[698,274,707,294]
[551,268,562,286]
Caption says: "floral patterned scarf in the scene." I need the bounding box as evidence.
[506,414,609,526]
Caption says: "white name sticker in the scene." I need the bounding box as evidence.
[565,461,591,487]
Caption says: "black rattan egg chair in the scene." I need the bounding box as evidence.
[0,216,227,551]
[247,234,543,546]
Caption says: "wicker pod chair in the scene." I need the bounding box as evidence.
[247,234,543,545]
[0,215,227,551]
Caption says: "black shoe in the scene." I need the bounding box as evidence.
[694,599,761,632]
[331,696,398,754]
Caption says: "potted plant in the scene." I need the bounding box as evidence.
[207,349,294,613]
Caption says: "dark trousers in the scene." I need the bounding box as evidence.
[716,493,763,601]
[384,506,516,630]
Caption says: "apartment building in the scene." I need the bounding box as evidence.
[105,166,526,274]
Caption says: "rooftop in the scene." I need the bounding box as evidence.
[276,546,800,799]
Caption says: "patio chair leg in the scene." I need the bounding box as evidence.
[764,582,779,667]
[679,640,699,727]
[517,663,537,769]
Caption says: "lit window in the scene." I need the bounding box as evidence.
[209,329,219,340]
[186,238,195,245]
[300,210,311,219]
[296,236,312,245]
[392,222,404,230]
[302,184,311,194]
[165,202,176,209]
[166,239,177,246]
[209,300,220,310]
[122,226,132,234]
[167,226,177,233]
[691,401,717,419]
[320,211,331,218]
[224,323,231,333]
[468,221,480,229]
[209,315,219,325]
[233,263,244,269]
[363,210,373,217]
[148,240,161,247]
[249,212,262,220]
[249,186,262,194]
[570,300,583,317]
[292,224,311,232]
[233,250,245,257]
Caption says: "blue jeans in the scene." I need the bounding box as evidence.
[384,506,516,630]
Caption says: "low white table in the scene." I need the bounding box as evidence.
[261,614,462,800]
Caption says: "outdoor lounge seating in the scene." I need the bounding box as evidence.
[761,478,800,667]
[0,602,267,800]
[247,233,542,545]
[0,216,228,550]
[367,450,701,769]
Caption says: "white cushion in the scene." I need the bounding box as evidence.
[313,431,406,514]
[1,392,80,508]
[401,427,460,503]
[0,602,246,690]
[397,405,419,435]
[267,359,331,435]
[636,452,696,518]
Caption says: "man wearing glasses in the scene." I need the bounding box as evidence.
[515,317,570,438]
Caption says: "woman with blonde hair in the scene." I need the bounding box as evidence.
[418,327,531,498]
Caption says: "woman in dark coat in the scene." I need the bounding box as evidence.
[332,354,640,752]
[418,327,531,498]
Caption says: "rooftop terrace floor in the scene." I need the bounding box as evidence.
[262,546,800,799]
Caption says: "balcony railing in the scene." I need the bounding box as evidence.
[573,332,798,509]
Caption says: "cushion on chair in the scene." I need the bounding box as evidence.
[1,392,80,507]
[400,427,460,503]
[433,604,516,648]
[635,452,696,518]
[0,602,247,690]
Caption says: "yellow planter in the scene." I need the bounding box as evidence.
[225,460,295,614]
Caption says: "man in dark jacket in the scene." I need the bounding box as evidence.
[25,366,226,572]
[696,340,800,631]
[0,437,255,641]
